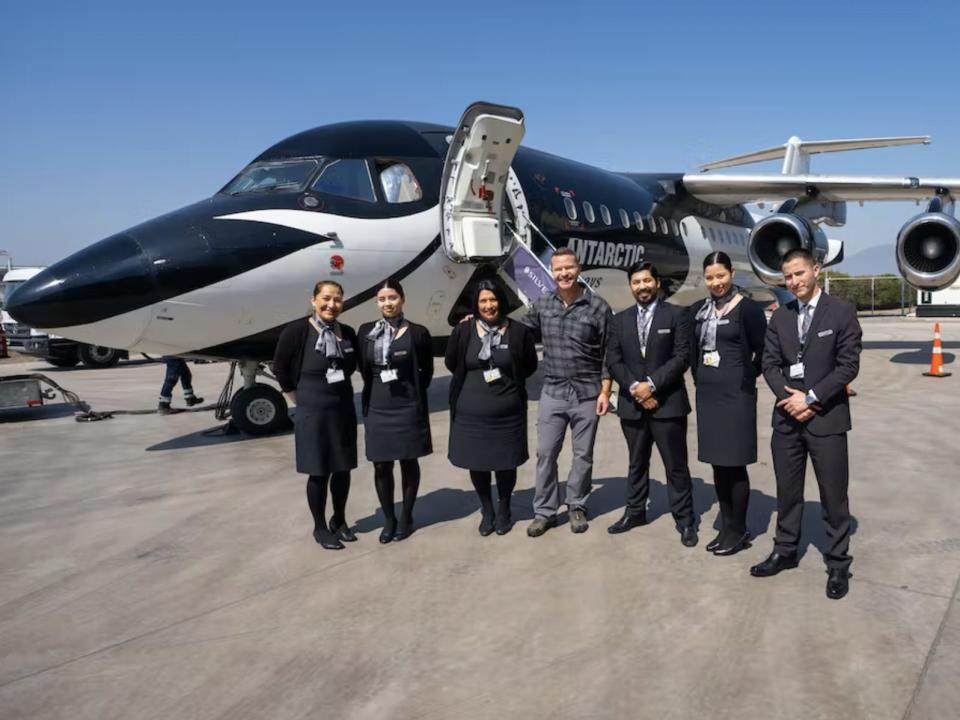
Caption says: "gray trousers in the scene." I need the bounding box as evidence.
[533,384,600,518]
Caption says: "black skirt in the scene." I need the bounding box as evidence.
[363,331,432,461]
[448,332,527,471]
[294,339,358,475]
[694,306,758,466]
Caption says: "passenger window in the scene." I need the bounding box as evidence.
[600,205,612,226]
[563,197,578,221]
[633,211,643,230]
[647,215,656,233]
[619,209,630,229]
[312,159,376,202]
[658,217,668,234]
[380,163,423,203]
[583,201,596,223]
[670,219,679,236]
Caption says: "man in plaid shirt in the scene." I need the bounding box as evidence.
[522,247,613,536]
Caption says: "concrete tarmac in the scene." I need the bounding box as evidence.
[1,317,958,720]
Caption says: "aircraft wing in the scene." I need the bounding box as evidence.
[682,173,960,207]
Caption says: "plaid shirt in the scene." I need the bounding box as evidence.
[522,289,612,400]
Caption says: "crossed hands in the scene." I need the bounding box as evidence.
[631,382,659,411]
[777,386,815,423]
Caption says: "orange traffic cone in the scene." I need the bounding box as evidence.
[923,323,952,378]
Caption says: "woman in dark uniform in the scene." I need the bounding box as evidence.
[690,252,767,556]
[446,280,538,536]
[273,280,359,551]
[358,279,434,544]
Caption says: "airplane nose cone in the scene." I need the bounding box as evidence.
[6,233,156,329]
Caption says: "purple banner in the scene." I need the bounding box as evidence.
[503,244,556,300]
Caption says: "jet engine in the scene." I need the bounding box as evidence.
[895,207,960,291]
[747,213,828,286]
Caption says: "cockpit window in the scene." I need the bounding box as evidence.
[312,159,376,202]
[224,158,321,194]
[379,163,422,203]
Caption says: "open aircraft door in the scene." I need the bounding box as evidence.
[440,102,525,262]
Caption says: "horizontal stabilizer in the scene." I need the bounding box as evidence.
[700,136,931,175]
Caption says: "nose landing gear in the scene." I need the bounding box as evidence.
[217,360,291,436]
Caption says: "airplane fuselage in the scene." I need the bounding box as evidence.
[8,120,763,360]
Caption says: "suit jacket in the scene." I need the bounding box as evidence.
[444,320,538,421]
[606,299,691,421]
[272,318,358,393]
[762,292,862,436]
[356,320,433,418]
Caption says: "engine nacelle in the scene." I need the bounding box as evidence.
[747,214,828,286]
[895,212,960,291]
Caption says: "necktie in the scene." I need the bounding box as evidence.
[637,306,651,353]
[799,304,812,346]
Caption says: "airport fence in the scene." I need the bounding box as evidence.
[822,274,914,316]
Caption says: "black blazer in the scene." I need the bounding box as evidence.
[444,320,538,421]
[606,299,691,420]
[689,296,767,390]
[356,320,433,417]
[762,292,862,436]
[272,318,359,393]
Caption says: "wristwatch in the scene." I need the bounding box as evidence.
[804,390,818,406]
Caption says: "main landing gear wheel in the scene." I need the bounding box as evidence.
[78,344,121,369]
[229,383,291,436]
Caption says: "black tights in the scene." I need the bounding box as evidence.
[306,472,351,532]
[713,465,750,539]
[469,469,517,516]
[374,459,421,524]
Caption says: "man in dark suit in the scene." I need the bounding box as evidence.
[606,261,697,546]
[750,248,862,600]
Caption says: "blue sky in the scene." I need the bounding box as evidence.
[2,0,957,266]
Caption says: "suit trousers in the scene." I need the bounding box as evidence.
[771,428,852,570]
[619,416,694,527]
[533,384,600,518]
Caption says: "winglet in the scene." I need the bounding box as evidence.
[699,136,931,175]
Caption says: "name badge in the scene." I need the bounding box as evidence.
[341,341,354,354]
[497,343,509,349]
[818,329,833,337]
[483,368,502,383]
[789,363,805,380]
[717,319,730,326]
[379,369,398,383]
[703,351,720,367]
[657,328,671,334]
[326,368,345,384]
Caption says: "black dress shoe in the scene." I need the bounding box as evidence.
[680,525,698,547]
[379,518,397,544]
[478,512,495,537]
[394,517,415,542]
[826,568,850,600]
[607,511,647,534]
[750,551,799,577]
[313,528,344,550]
[705,532,723,552]
[713,531,750,556]
[329,520,357,543]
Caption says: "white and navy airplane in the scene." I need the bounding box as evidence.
[7,102,960,433]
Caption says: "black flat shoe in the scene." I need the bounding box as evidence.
[705,533,723,552]
[394,518,415,542]
[379,518,397,544]
[826,568,850,600]
[313,528,344,550]
[329,520,357,543]
[495,504,513,535]
[479,512,495,537]
[713,531,750,556]
[750,551,798,577]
